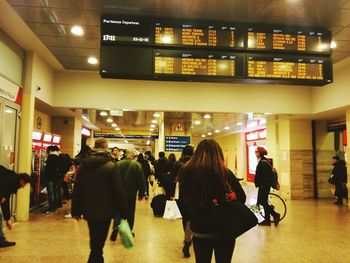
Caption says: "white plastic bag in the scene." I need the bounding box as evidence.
[163,200,182,220]
[41,187,47,194]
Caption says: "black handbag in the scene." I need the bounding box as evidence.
[209,197,258,238]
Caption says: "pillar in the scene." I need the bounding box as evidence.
[16,52,35,221]
[157,112,165,155]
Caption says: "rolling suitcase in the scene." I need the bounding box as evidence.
[151,194,167,217]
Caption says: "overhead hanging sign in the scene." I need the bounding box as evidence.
[0,75,22,105]
[165,136,191,152]
[94,132,159,139]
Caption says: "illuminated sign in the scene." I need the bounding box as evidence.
[246,129,267,141]
[32,131,43,141]
[43,133,53,143]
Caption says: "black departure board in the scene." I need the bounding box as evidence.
[247,26,331,54]
[154,21,244,49]
[247,55,332,83]
[100,15,333,85]
[154,50,243,77]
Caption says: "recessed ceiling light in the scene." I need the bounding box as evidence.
[201,135,206,138]
[71,25,84,36]
[115,127,121,131]
[150,124,156,128]
[215,129,220,133]
[106,118,113,123]
[88,56,98,65]
[151,120,158,124]
[100,111,108,117]
[208,132,212,136]
[204,114,211,119]
[153,113,161,118]
[124,140,128,144]
[330,40,337,49]
[224,126,230,130]
[111,123,117,127]
[146,140,151,145]
[194,120,201,125]
[150,128,155,132]
[237,122,243,126]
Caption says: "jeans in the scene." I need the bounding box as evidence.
[193,237,236,263]
[0,210,5,242]
[258,186,277,221]
[87,220,111,263]
[47,181,57,210]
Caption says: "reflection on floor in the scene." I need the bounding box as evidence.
[0,194,349,263]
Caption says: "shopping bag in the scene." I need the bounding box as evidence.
[40,187,47,194]
[118,219,134,249]
[163,200,182,220]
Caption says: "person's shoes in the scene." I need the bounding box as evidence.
[182,242,191,258]
[273,213,281,226]
[132,232,135,238]
[110,229,118,241]
[258,220,271,226]
[0,241,16,248]
[145,195,149,200]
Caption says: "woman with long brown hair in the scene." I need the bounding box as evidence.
[178,139,246,263]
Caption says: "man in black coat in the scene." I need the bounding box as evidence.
[0,166,31,248]
[331,156,348,205]
[254,147,280,226]
[43,146,61,213]
[71,139,128,263]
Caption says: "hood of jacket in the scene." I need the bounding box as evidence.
[81,149,113,169]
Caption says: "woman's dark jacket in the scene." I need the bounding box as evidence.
[71,149,128,221]
[254,157,273,188]
[180,170,246,237]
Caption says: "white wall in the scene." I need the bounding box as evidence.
[54,71,314,114]
[0,39,23,86]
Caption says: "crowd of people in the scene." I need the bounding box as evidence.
[0,138,348,263]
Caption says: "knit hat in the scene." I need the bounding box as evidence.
[256,146,268,156]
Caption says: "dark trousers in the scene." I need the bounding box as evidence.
[258,186,277,221]
[193,237,236,263]
[47,181,58,210]
[87,220,111,263]
[144,176,149,196]
[55,179,63,207]
[336,184,349,203]
[62,181,70,200]
[126,198,136,230]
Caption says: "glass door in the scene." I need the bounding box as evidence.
[0,100,20,217]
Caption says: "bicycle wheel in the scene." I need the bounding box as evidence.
[259,193,287,222]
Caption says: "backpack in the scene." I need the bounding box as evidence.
[261,160,280,190]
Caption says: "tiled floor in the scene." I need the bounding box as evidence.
[0,193,349,263]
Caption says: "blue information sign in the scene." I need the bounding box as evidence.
[165,136,191,152]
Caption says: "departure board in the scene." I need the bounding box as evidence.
[247,55,332,83]
[154,50,244,78]
[247,26,331,54]
[154,21,244,49]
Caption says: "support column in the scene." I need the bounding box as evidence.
[16,52,35,221]
[157,113,165,155]
[346,110,350,162]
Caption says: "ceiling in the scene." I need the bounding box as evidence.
[6,0,350,71]
[84,109,265,138]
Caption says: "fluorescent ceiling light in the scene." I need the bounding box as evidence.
[151,120,158,124]
[150,124,156,128]
[100,111,108,117]
[208,132,212,136]
[106,118,113,123]
[194,120,201,125]
[204,114,211,119]
[115,127,121,131]
[215,130,220,133]
[153,113,161,118]
[330,40,337,49]
[111,123,117,127]
[224,126,230,130]
[201,135,206,138]
[150,128,155,132]
[237,122,243,126]
[71,25,84,36]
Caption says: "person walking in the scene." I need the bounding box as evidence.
[331,156,348,205]
[71,138,128,263]
[43,146,61,213]
[137,153,151,199]
[0,166,31,248]
[162,153,177,200]
[254,146,280,226]
[155,152,168,186]
[111,147,120,162]
[58,153,73,203]
[110,149,146,241]
[178,140,246,263]
[174,145,194,258]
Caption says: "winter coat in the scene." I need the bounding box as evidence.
[332,160,348,197]
[71,149,128,221]
[117,158,146,199]
[254,157,273,188]
[45,152,60,182]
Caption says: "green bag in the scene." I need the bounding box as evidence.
[118,219,134,249]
